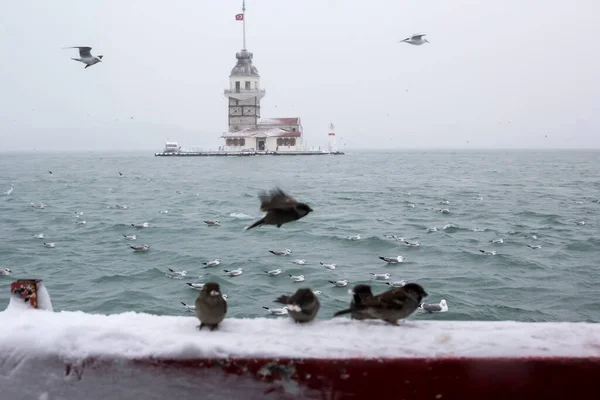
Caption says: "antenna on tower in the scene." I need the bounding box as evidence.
[242,0,247,50]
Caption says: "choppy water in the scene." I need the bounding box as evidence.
[1,150,599,322]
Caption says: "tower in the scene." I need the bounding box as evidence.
[223,0,265,132]
[224,50,265,132]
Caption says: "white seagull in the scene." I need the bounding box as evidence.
[403,240,420,247]
[490,238,504,244]
[167,268,187,278]
[329,279,348,287]
[186,282,204,291]
[379,256,404,263]
[181,302,196,312]
[202,259,221,267]
[371,273,391,280]
[123,234,136,240]
[420,299,449,313]
[320,262,336,270]
[289,274,305,282]
[263,306,288,315]
[293,259,307,265]
[130,244,149,252]
[131,222,149,229]
[65,46,103,69]
[204,220,220,226]
[346,234,361,240]
[43,242,55,248]
[31,203,45,209]
[265,269,282,276]
[33,233,44,239]
[386,280,407,288]
[399,33,429,46]
[3,186,13,196]
[0,268,11,276]
[224,268,243,277]
[479,249,496,255]
[527,244,542,249]
[269,249,291,255]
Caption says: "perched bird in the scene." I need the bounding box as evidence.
[379,256,404,264]
[420,299,448,313]
[195,282,227,331]
[371,273,391,280]
[289,274,305,282]
[399,34,429,46]
[275,288,320,323]
[130,244,149,252]
[320,262,336,270]
[246,188,313,230]
[263,306,288,315]
[65,46,103,69]
[186,282,204,291]
[204,220,220,226]
[224,268,243,276]
[269,249,292,256]
[346,284,376,320]
[333,283,428,325]
[203,259,221,267]
[265,268,282,276]
[329,279,348,287]
[0,268,11,276]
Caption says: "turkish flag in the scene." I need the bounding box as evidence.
[235,13,244,21]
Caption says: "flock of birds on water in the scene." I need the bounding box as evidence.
[2,166,595,329]
[1,175,458,330]
[60,34,429,71]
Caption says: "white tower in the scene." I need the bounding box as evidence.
[223,1,265,132]
[327,123,337,152]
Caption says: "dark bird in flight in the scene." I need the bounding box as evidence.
[245,188,313,230]
[333,283,428,325]
[275,288,320,323]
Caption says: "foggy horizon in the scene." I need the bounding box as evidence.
[0,0,597,152]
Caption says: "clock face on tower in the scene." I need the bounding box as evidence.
[230,107,241,116]
[243,107,255,116]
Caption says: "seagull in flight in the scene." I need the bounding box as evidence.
[64,46,103,69]
[399,34,429,46]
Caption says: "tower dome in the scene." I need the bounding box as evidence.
[230,50,260,77]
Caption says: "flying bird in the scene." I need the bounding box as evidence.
[65,46,103,69]
[333,283,428,325]
[275,288,320,323]
[399,34,429,46]
[195,282,227,331]
[245,188,313,230]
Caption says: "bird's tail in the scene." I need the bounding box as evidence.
[202,262,208,265]
[378,256,385,261]
[186,283,193,286]
[245,218,265,231]
[275,295,290,304]
[129,246,135,250]
[328,281,336,284]
[262,306,270,310]
[168,268,175,273]
[123,234,127,237]
[333,308,356,317]
[223,269,230,273]
[320,262,324,265]
[181,302,187,306]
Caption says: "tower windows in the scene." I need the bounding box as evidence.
[245,81,251,90]
[235,81,240,92]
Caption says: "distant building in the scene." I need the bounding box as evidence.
[221,49,303,152]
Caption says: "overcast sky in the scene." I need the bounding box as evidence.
[0,0,596,152]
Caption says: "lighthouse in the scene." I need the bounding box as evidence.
[221,1,303,152]
[327,123,337,153]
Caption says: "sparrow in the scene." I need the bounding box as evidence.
[195,282,227,331]
[333,283,428,325]
[347,284,377,321]
[275,288,320,323]
[245,187,313,230]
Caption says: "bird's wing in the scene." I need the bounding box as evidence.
[65,47,92,57]
[364,288,411,311]
[259,187,297,211]
[424,304,442,312]
[411,34,426,39]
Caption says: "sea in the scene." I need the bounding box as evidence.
[1,150,599,322]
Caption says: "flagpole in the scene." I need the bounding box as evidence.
[242,0,246,50]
